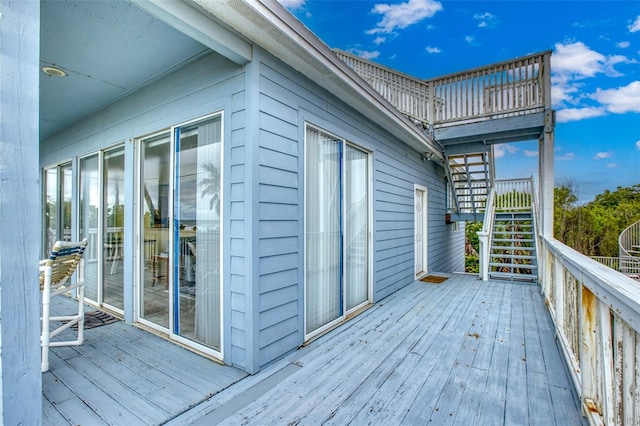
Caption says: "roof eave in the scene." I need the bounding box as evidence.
[191,0,443,162]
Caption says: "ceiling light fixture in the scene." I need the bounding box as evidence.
[42,66,67,77]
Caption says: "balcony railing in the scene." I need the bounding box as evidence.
[334,50,551,128]
[542,237,640,425]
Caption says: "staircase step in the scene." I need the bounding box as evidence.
[492,238,535,243]
[491,246,535,252]
[490,262,537,270]
[491,230,534,235]
[495,213,532,220]
[489,271,538,282]
[490,253,536,260]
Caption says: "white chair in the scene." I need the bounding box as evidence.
[40,239,88,372]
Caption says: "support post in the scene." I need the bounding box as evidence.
[478,230,490,281]
[538,110,555,238]
[0,0,42,423]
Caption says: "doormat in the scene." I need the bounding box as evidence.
[72,310,120,330]
[420,275,448,284]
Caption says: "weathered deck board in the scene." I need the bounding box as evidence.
[44,274,586,425]
[42,299,247,425]
[196,275,586,425]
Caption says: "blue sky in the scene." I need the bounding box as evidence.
[279,0,640,203]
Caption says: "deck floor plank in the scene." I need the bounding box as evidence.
[475,282,514,425]
[225,282,447,424]
[402,276,489,424]
[522,286,557,426]
[44,275,586,426]
[72,332,199,409]
[307,277,472,425]
[46,352,148,425]
[504,285,530,425]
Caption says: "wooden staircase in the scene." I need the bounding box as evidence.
[489,209,537,282]
[446,152,491,217]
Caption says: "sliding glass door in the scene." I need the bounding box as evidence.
[78,147,125,312]
[138,114,222,354]
[140,132,171,328]
[305,125,370,338]
[174,116,222,351]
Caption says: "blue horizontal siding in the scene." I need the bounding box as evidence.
[252,48,464,370]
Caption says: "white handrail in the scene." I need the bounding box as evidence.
[334,49,551,128]
[478,186,496,281]
[619,220,640,277]
[542,237,640,425]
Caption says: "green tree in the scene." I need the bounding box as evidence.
[554,183,640,257]
[465,221,482,273]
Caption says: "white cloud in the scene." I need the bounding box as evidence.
[551,41,637,120]
[465,35,475,44]
[277,0,305,9]
[636,140,640,150]
[556,107,606,123]
[629,15,640,32]
[591,81,640,114]
[556,152,576,161]
[368,0,443,34]
[473,12,499,28]
[617,41,630,49]
[553,42,608,79]
[493,144,518,158]
[606,163,618,168]
[426,46,441,54]
[594,151,613,159]
[373,36,386,45]
[347,49,381,60]
[524,150,538,157]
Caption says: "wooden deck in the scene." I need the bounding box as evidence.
[43,274,585,425]
[171,274,586,425]
[42,298,247,425]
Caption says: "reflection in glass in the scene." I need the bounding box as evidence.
[44,163,72,257]
[175,116,222,351]
[103,147,125,310]
[79,154,100,302]
[141,133,171,329]
[345,145,369,311]
[44,168,58,256]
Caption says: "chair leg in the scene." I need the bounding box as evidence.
[41,268,51,373]
[76,259,85,345]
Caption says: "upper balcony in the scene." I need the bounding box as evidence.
[334,49,552,147]
[335,50,554,220]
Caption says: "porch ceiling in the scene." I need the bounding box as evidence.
[39,1,209,139]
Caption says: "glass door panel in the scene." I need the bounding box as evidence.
[103,147,125,310]
[305,127,371,338]
[43,163,72,257]
[345,145,369,311]
[79,154,100,302]
[44,168,58,256]
[174,116,222,351]
[140,133,171,329]
[305,127,342,334]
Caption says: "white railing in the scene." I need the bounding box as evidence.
[477,177,536,281]
[542,237,640,425]
[334,50,431,125]
[334,49,551,128]
[619,220,640,278]
[430,52,549,126]
[493,178,534,210]
[592,256,640,281]
[478,186,497,281]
